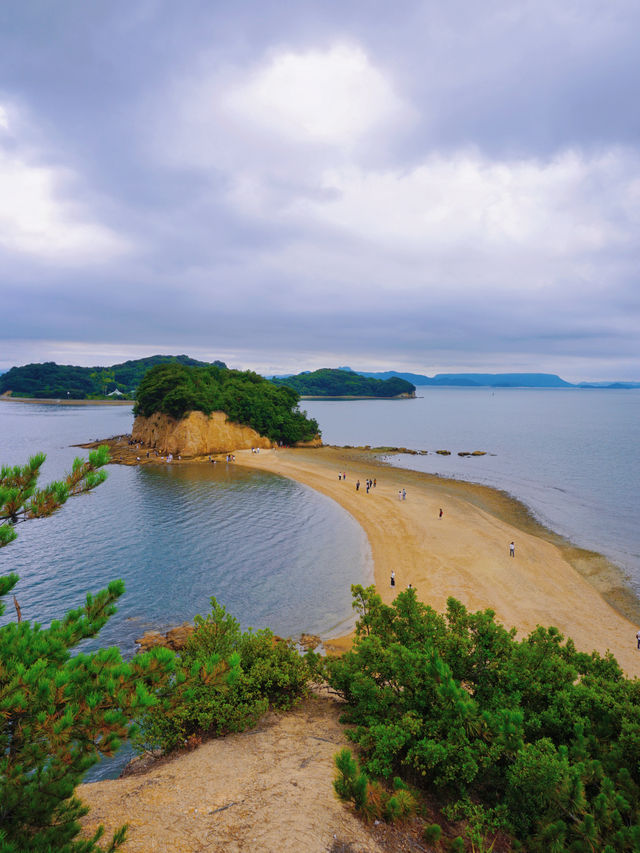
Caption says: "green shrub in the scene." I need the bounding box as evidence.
[133,597,311,753]
[333,749,416,822]
[334,748,368,810]
[326,584,640,851]
[423,823,443,843]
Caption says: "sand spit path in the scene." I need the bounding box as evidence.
[237,447,640,677]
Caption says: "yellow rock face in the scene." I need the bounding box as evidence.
[131,411,274,456]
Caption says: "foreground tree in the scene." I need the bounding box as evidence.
[327,585,640,851]
[0,449,176,852]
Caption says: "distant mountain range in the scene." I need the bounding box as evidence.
[336,369,640,389]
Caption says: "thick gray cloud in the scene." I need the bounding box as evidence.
[1,0,639,380]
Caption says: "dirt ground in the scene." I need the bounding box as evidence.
[80,688,396,853]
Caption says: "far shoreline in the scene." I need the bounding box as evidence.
[1,395,133,406]
[83,435,640,674]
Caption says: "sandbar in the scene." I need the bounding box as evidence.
[84,436,640,676]
[234,446,640,677]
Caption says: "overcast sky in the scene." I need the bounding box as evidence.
[1,1,639,380]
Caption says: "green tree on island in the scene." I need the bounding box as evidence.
[134,362,320,444]
[0,448,178,852]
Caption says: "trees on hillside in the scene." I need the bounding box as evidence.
[271,368,416,398]
[134,363,320,444]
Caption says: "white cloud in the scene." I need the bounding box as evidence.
[282,148,636,258]
[222,42,411,147]
[0,104,129,265]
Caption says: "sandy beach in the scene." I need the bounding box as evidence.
[232,446,640,677]
[90,435,640,674]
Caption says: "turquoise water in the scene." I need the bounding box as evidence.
[0,402,372,778]
[303,387,640,598]
[0,404,371,644]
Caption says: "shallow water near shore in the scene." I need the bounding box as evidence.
[0,401,372,779]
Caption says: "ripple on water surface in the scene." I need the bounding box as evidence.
[2,461,372,652]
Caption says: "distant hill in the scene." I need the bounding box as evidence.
[0,355,226,399]
[353,370,575,388]
[431,372,573,388]
[271,368,415,398]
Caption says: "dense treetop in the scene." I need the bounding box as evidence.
[134,363,319,444]
[0,355,224,399]
[271,368,415,398]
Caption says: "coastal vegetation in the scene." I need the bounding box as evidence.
[0,355,223,400]
[271,368,416,397]
[0,448,178,852]
[0,453,312,852]
[326,584,640,851]
[134,362,319,444]
[131,597,312,755]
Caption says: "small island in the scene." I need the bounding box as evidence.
[271,368,416,398]
[131,362,320,455]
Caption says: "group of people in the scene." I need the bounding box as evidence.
[354,478,377,493]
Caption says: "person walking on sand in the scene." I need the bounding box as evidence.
[390,571,395,588]
[398,490,402,501]
[402,488,406,501]
[439,508,443,518]
[636,629,640,650]
[509,541,515,558]
[356,480,360,491]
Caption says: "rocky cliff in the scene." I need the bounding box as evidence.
[131,411,274,456]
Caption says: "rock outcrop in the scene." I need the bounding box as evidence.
[131,411,274,456]
[136,622,195,651]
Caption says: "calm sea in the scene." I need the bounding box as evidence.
[1,388,638,777]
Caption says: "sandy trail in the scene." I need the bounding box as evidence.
[81,689,385,853]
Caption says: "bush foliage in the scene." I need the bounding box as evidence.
[134,363,319,444]
[325,585,640,851]
[132,597,311,754]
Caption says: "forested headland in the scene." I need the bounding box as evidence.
[271,368,416,398]
[134,362,319,445]
[0,355,223,399]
